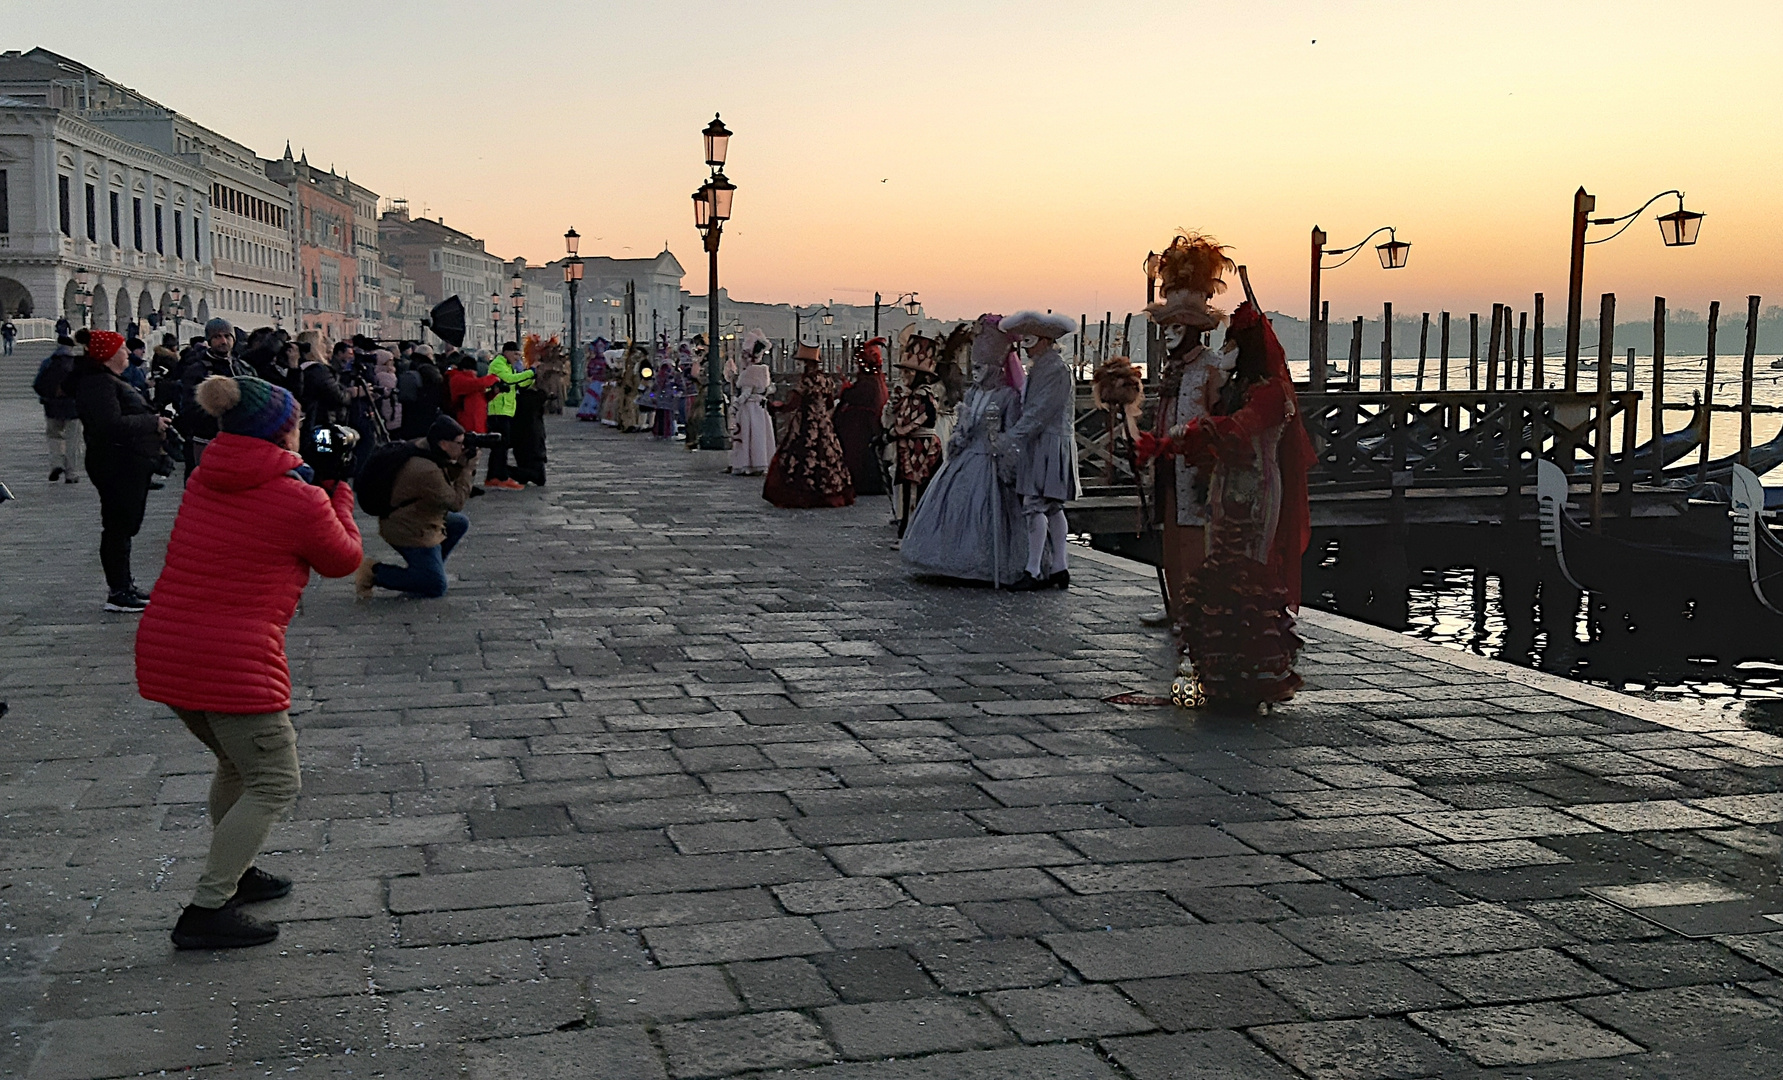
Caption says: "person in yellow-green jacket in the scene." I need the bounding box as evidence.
[484,341,535,489]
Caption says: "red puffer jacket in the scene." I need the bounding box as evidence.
[137,433,362,714]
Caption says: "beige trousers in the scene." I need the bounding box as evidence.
[45,416,81,476]
[174,708,302,909]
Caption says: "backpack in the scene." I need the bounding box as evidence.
[33,351,75,402]
[354,443,425,518]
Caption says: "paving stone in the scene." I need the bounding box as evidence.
[1259,960,1460,1019]
[1119,971,1300,1030]
[780,1044,1120,1079]
[1410,947,1620,1002]
[461,1026,667,1080]
[958,899,1068,937]
[788,810,986,845]
[970,805,1130,833]
[1040,891,1196,930]
[1273,902,1564,963]
[666,818,799,854]
[815,948,938,1002]
[1250,1017,1464,1080]
[537,930,656,977]
[825,834,1080,876]
[821,997,1014,1059]
[1101,1029,1302,1080]
[590,965,741,1023]
[1059,824,1252,862]
[589,848,838,899]
[1516,897,1671,941]
[601,887,780,929]
[388,865,585,913]
[237,992,389,1058]
[912,938,1067,991]
[899,867,1064,904]
[658,1009,835,1078]
[1570,984,1783,1049]
[468,805,573,839]
[1223,815,1442,853]
[1422,838,1573,870]
[26,1007,232,1080]
[1565,799,1739,832]
[372,939,542,992]
[817,904,979,949]
[978,775,1142,806]
[400,900,589,946]
[730,956,840,1009]
[984,984,1156,1042]
[1564,938,1772,989]
[644,915,831,965]
[774,877,907,914]
[1170,886,1297,922]
[1046,922,1314,980]
[388,978,586,1043]
[1408,1002,1642,1066]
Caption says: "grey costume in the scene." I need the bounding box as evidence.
[899,384,1028,586]
[1007,345,1080,501]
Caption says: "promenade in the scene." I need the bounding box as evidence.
[2,351,1782,1079]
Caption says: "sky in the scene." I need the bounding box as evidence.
[9,0,1782,322]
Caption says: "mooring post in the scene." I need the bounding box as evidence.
[1517,311,1529,389]
[1469,313,1480,390]
[1743,295,1760,464]
[1650,297,1666,480]
[1416,312,1430,390]
[1349,317,1363,385]
[1439,312,1451,392]
[1381,302,1393,391]
[1533,293,1545,390]
[1591,292,1616,531]
[1486,304,1504,392]
[1697,300,1720,486]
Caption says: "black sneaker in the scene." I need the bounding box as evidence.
[48,467,62,482]
[64,474,79,484]
[1048,570,1071,590]
[171,903,278,950]
[128,585,153,604]
[103,591,148,613]
[230,866,292,905]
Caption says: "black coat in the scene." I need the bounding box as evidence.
[175,351,253,441]
[297,361,349,429]
[71,359,161,475]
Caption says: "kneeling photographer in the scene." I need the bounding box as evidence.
[352,414,496,599]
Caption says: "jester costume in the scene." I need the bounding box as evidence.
[762,348,855,509]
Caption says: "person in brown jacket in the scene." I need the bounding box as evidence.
[354,414,477,599]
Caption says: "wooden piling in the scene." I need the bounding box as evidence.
[1320,301,1330,386]
[1697,300,1720,485]
[1626,348,1636,394]
[1742,294,1760,464]
[1381,302,1393,391]
[1591,292,1615,530]
[1469,314,1480,390]
[1416,313,1430,390]
[1533,293,1545,390]
[1650,297,1666,479]
[1485,304,1503,391]
[1517,311,1529,389]
[1349,317,1363,385]
[1439,312,1451,391]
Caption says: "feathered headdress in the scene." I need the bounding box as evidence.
[1155,232,1234,297]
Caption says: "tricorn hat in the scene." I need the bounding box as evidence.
[1000,310,1076,340]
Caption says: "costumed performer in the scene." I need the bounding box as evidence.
[729,332,775,475]
[1000,310,1082,591]
[613,344,644,432]
[833,337,889,497]
[899,315,1027,585]
[761,343,854,508]
[577,337,610,420]
[886,326,945,542]
[1150,298,1313,712]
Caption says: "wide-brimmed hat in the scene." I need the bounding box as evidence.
[1001,310,1076,340]
[795,342,821,363]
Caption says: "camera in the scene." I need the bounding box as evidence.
[304,424,361,482]
[463,432,502,451]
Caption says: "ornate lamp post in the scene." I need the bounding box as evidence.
[1564,188,1702,391]
[169,285,183,340]
[564,227,584,388]
[75,269,92,328]
[1306,226,1410,390]
[509,273,525,342]
[490,292,502,350]
[693,113,735,450]
[872,292,920,337]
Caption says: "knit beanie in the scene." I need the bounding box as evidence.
[195,375,300,443]
[427,412,466,445]
[86,330,126,364]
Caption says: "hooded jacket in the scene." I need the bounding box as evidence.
[136,433,362,714]
[70,356,162,472]
[486,353,535,418]
[379,439,474,549]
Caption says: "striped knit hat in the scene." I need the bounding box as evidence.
[195,375,300,443]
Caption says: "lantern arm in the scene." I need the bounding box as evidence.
[1584,190,1686,245]
[1319,226,1399,270]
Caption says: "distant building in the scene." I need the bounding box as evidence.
[265,147,359,343]
[378,257,426,343]
[379,200,506,352]
[510,258,566,343]
[544,247,684,345]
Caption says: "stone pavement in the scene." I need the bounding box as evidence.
[2,351,1783,1079]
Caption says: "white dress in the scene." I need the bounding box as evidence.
[730,362,776,474]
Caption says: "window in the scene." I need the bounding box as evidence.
[174,210,183,257]
[110,191,120,245]
[58,175,70,236]
[132,197,142,251]
[0,169,8,232]
[154,205,164,254]
[84,184,96,241]
[193,216,202,261]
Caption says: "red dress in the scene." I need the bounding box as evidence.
[763,369,855,509]
[1168,304,1314,710]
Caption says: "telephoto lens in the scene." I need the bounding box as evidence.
[463,432,503,451]
[303,424,361,482]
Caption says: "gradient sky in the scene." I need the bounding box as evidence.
[9,0,1781,321]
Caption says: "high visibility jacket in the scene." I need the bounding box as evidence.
[487,355,536,417]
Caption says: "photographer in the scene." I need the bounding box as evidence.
[175,318,254,480]
[70,330,168,611]
[137,375,362,949]
[291,339,348,434]
[354,414,484,600]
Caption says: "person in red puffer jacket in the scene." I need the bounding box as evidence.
[136,374,362,951]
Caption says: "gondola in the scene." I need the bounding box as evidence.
[1570,397,1708,478]
[1536,460,1778,619]
[1662,422,1783,486]
[1731,465,1783,614]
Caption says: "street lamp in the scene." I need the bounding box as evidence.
[510,279,525,342]
[74,269,91,328]
[564,227,584,388]
[872,291,920,337]
[490,292,502,349]
[1564,188,1703,391]
[795,302,834,345]
[1307,225,1410,390]
[693,113,737,451]
[169,285,183,340]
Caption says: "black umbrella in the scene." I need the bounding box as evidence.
[422,296,467,349]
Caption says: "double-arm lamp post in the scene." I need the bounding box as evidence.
[1564,188,1702,391]
[509,273,525,343]
[563,227,584,388]
[692,113,735,450]
[1307,226,1410,390]
[872,292,921,338]
[796,301,833,347]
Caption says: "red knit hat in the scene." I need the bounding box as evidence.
[87,330,125,363]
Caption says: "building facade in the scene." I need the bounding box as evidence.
[265,148,358,343]
[511,258,566,344]
[551,247,685,345]
[379,201,506,353]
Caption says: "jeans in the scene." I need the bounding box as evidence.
[93,460,153,591]
[174,708,302,909]
[485,415,512,481]
[372,512,468,597]
[45,416,81,477]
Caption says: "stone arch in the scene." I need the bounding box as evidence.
[196,297,210,324]
[91,285,110,330]
[64,280,80,322]
[114,288,130,332]
[137,289,155,324]
[0,276,32,318]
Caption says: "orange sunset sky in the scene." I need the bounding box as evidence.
[11,0,1782,321]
